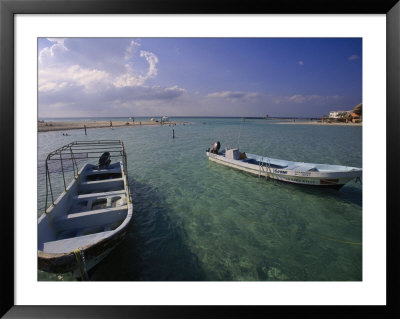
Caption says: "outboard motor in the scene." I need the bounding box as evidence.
[98,152,111,169]
[211,141,221,154]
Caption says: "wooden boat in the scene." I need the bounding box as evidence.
[38,140,133,278]
[206,141,362,188]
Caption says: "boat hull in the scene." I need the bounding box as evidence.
[38,216,132,274]
[38,156,133,276]
[206,152,361,187]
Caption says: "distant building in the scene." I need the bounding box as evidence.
[351,112,361,123]
[329,111,350,119]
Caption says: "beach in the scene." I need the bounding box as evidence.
[38,120,184,132]
[276,120,362,126]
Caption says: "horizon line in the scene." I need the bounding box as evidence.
[38,115,325,119]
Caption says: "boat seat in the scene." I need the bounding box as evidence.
[73,189,126,200]
[54,205,128,232]
[86,167,121,176]
[41,230,113,254]
[80,177,124,186]
[69,191,127,214]
[243,158,260,165]
[78,177,125,194]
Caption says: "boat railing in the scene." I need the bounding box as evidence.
[258,157,272,180]
[44,140,131,213]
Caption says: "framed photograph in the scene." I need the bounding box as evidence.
[1,0,399,317]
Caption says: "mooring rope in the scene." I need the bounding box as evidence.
[73,249,90,281]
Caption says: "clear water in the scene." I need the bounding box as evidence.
[37,117,362,281]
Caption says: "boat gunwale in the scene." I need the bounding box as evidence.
[243,152,362,171]
[206,151,362,186]
[207,151,362,175]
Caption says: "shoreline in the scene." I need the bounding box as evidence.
[275,121,362,126]
[38,120,185,132]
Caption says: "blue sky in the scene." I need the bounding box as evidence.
[38,38,362,118]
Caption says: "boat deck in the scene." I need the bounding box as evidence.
[42,230,114,254]
[242,158,288,169]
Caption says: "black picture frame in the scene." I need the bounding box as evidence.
[1,0,399,318]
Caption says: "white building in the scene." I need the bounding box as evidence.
[329,111,350,119]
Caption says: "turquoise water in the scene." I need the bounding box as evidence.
[37,117,362,281]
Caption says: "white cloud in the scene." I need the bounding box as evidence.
[39,39,160,93]
[113,69,141,87]
[112,50,159,88]
[37,38,356,118]
[164,85,186,94]
[206,91,343,107]
[38,38,183,116]
[47,38,66,44]
[39,38,68,64]
[39,65,110,92]
[38,81,69,92]
[284,94,342,104]
[287,94,321,103]
[68,65,110,87]
[124,40,141,61]
[51,102,74,108]
[207,91,260,101]
[140,51,158,79]
[348,54,359,61]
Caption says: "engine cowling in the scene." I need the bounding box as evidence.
[211,141,221,154]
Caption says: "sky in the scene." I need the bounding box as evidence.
[38,38,362,118]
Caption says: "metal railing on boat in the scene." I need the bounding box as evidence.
[44,140,132,213]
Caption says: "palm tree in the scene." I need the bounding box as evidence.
[353,103,362,116]
[345,112,353,122]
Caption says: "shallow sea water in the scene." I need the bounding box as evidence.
[37,117,362,281]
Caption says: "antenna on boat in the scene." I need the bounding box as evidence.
[237,117,245,149]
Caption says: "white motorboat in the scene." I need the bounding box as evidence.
[38,140,133,278]
[206,141,362,188]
